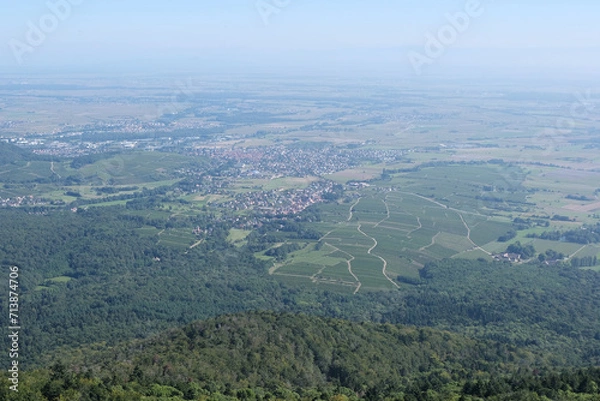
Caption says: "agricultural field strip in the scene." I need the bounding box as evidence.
[350,196,400,289]
[277,185,519,291]
[316,196,397,292]
[189,239,204,249]
[322,242,361,294]
[269,236,360,290]
[322,192,474,289]
[274,257,360,289]
[356,223,400,289]
[420,232,441,251]
[397,191,493,253]
[569,245,590,261]
[458,213,492,256]
[373,196,391,228]
[407,217,423,238]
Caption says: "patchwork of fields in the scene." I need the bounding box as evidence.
[271,163,600,292]
[272,190,514,292]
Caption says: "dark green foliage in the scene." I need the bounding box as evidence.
[505,241,536,258]
[552,215,574,222]
[6,313,600,400]
[462,367,600,400]
[2,202,600,399]
[0,207,289,366]
[0,141,38,165]
[528,223,600,244]
[264,243,302,261]
[571,256,598,268]
[0,312,540,400]
[382,259,600,366]
[2,203,600,371]
[70,152,118,169]
[498,229,517,242]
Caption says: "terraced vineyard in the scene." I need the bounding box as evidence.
[272,189,513,292]
[270,163,591,292]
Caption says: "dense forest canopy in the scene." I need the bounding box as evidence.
[1,205,600,374]
[2,312,600,400]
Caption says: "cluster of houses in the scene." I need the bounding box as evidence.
[190,145,404,178]
[0,195,47,208]
[493,252,522,263]
[219,181,335,216]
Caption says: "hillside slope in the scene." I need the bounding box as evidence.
[6,312,544,401]
[0,141,38,165]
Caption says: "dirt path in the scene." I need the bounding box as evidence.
[401,191,448,209]
[189,239,204,249]
[319,229,335,241]
[568,245,589,260]
[374,197,391,228]
[399,191,485,217]
[268,263,283,275]
[183,239,205,254]
[407,216,422,238]
[400,191,493,255]
[268,242,362,294]
[457,213,492,255]
[50,162,61,179]
[155,229,165,245]
[420,232,440,251]
[348,198,361,221]
[324,243,361,294]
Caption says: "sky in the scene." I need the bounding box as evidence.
[0,0,599,78]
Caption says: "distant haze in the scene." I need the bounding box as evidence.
[1,0,599,78]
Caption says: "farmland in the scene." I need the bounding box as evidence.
[272,186,510,292]
[1,77,600,295]
[271,162,600,292]
[3,74,600,395]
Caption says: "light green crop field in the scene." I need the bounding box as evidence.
[272,179,516,292]
[227,229,252,246]
[270,158,600,293]
[157,228,197,249]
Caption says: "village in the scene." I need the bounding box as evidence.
[217,180,338,216]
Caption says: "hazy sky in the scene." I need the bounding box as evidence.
[1,0,599,77]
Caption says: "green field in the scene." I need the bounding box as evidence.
[227,229,252,247]
[157,228,198,249]
[273,181,519,292]
[270,161,600,293]
[0,152,194,202]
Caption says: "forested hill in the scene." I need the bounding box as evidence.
[0,141,38,164]
[68,312,535,386]
[3,312,547,400]
[2,205,600,370]
[7,312,600,400]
